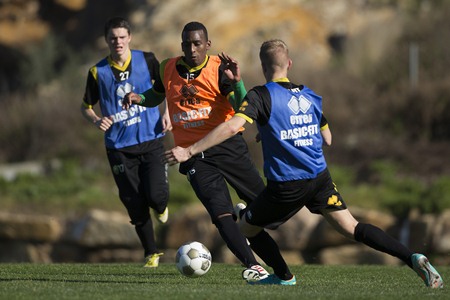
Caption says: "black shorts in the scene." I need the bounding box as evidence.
[106,138,169,224]
[179,134,265,223]
[244,168,347,229]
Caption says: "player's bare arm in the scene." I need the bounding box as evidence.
[321,127,332,146]
[80,104,113,132]
[161,99,173,133]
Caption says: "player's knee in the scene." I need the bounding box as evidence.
[129,212,150,227]
[217,213,232,219]
[239,218,262,237]
[133,220,142,227]
[148,189,169,205]
[322,208,358,240]
[132,217,152,228]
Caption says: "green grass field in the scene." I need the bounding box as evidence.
[0,263,447,300]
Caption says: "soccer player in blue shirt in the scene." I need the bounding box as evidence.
[164,39,443,288]
[81,17,171,268]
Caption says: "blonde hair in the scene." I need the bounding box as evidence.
[259,39,290,72]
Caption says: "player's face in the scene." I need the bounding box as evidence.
[181,30,211,68]
[106,27,131,59]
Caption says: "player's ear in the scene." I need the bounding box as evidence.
[206,40,211,50]
[287,59,293,70]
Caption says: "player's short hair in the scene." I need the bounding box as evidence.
[259,39,289,71]
[182,21,208,40]
[104,17,131,38]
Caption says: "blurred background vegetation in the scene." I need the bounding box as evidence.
[0,0,449,217]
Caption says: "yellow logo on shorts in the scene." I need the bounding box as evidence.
[327,195,342,206]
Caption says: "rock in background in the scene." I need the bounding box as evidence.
[1,206,449,266]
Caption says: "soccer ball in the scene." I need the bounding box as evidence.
[175,241,212,277]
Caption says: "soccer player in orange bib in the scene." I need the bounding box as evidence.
[123,21,269,280]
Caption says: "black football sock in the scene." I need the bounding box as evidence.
[135,219,158,257]
[215,215,259,267]
[354,223,414,268]
[248,230,293,280]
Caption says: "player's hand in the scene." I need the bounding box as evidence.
[122,92,142,110]
[162,115,173,133]
[218,52,241,83]
[164,146,191,165]
[94,116,113,132]
[161,108,173,133]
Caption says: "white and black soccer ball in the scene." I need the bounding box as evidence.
[175,241,212,277]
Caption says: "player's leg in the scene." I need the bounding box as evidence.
[239,191,291,278]
[315,168,415,264]
[241,220,294,283]
[139,139,169,223]
[212,134,265,205]
[180,158,263,271]
[320,208,358,239]
[322,208,443,287]
[316,170,413,267]
[238,181,309,284]
[214,133,279,277]
[321,208,415,260]
[106,149,160,265]
[316,169,443,288]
